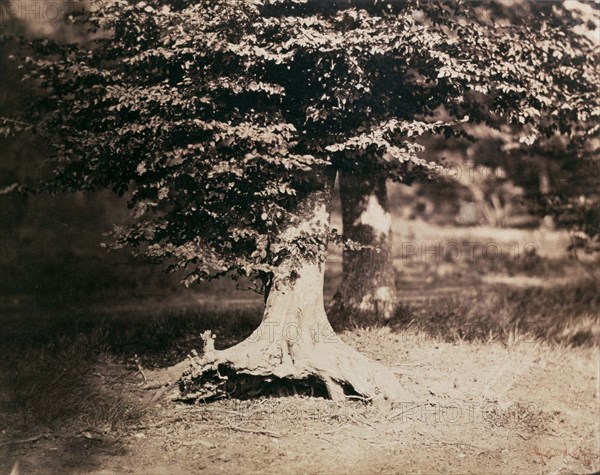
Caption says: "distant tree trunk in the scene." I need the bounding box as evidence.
[539,163,550,195]
[330,169,397,322]
[175,168,406,404]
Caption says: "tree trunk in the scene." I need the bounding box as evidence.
[329,169,397,323]
[539,163,550,195]
[175,168,406,404]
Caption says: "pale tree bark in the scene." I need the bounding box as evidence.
[161,168,407,404]
[330,169,397,322]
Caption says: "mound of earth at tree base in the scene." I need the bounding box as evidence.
[174,331,415,405]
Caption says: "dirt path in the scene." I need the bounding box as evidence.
[3,328,598,475]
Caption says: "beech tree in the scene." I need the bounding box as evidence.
[330,165,397,321]
[3,0,598,402]
[332,0,599,321]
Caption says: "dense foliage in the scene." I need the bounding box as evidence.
[2,0,598,285]
[483,1,599,251]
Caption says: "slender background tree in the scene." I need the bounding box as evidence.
[332,0,599,323]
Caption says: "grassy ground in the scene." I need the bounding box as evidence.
[0,313,598,474]
[0,223,598,474]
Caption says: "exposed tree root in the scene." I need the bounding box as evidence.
[174,331,410,405]
[144,361,189,390]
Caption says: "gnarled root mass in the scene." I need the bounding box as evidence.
[175,331,408,404]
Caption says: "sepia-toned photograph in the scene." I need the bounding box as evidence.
[0,0,598,473]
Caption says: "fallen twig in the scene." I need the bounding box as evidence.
[361,420,380,431]
[315,434,333,443]
[0,433,50,447]
[146,385,172,407]
[142,381,171,390]
[134,354,149,384]
[225,425,280,438]
[345,394,372,402]
[201,408,245,417]
[131,414,185,431]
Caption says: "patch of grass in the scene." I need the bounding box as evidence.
[394,253,594,292]
[0,328,145,434]
[0,305,262,433]
[385,277,599,346]
[4,352,144,431]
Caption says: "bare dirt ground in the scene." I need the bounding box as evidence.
[2,328,598,475]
